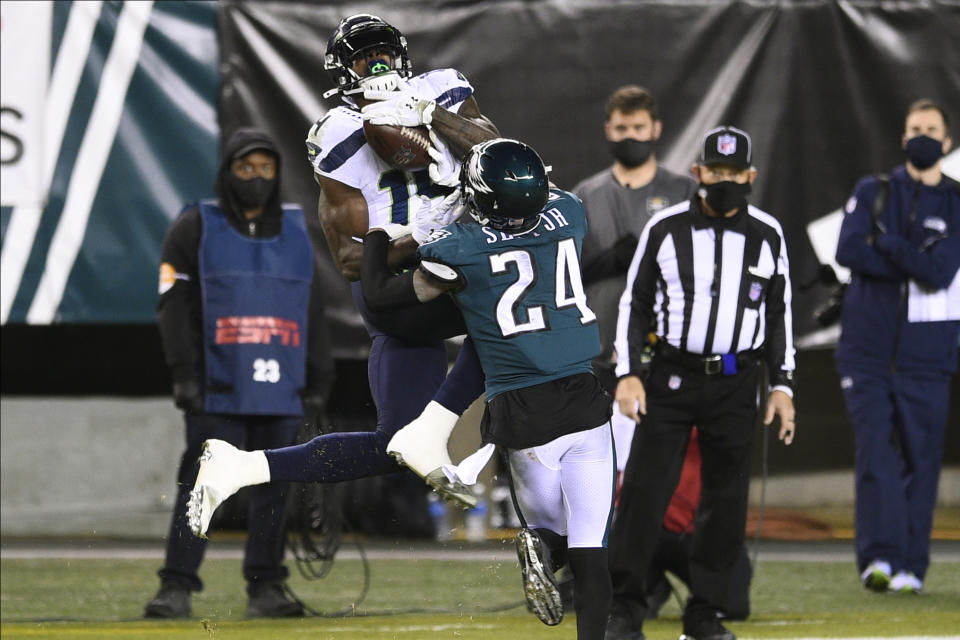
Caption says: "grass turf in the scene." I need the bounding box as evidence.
[1,550,959,639]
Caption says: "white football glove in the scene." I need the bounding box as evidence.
[370,222,412,240]
[361,87,436,127]
[412,190,466,244]
[427,130,461,187]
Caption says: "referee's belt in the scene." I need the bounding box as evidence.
[657,342,761,376]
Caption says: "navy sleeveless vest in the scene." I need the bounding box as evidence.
[198,201,313,415]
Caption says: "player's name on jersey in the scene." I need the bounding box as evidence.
[480,207,571,244]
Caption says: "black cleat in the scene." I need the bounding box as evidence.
[515,528,563,626]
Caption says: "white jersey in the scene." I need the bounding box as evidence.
[305,68,474,229]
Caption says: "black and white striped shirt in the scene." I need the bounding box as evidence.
[614,198,796,394]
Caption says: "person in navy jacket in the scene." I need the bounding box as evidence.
[836,98,960,595]
[144,128,333,618]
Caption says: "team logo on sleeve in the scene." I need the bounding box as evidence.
[421,228,453,245]
[159,263,176,294]
[844,196,857,214]
[158,262,189,294]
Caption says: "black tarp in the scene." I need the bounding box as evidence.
[218,0,960,356]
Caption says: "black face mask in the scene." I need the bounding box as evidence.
[609,138,655,168]
[229,174,276,210]
[699,180,751,214]
[905,135,944,170]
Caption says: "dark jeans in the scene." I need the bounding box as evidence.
[609,358,759,627]
[158,412,301,593]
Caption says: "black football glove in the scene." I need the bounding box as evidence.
[613,233,639,272]
[172,379,204,413]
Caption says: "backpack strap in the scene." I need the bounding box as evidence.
[871,174,889,234]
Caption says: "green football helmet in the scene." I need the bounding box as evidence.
[460,139,549,235]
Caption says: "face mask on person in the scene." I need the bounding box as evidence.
[229,174,276,209]
[699,180,751,214]
[905,135,944,170]
[609,139,655,168]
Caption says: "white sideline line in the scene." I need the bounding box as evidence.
[3,546,959,563]
[0,547,517,561]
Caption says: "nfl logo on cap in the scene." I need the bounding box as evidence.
[700,125,752,169]
[717,134,737,156]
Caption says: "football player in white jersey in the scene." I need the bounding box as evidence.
[185,14,498,542]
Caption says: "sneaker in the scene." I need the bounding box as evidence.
[143,580,191,618]
[245,581,304,618]
[605,611,646,640]
[860,560,892,592]
[187,439,269,538]
[890,570,923,594]
[679,616,735,640]
[515,528,563,626]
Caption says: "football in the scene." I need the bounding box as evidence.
[362,121,431,171]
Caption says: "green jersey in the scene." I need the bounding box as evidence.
[418,188,600,399]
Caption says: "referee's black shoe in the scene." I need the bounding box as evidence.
[605,611,645,640]
[143,579,191,618]
[245,581,304,618]
[678,616,735,640]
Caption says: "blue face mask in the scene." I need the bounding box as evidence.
[905,135,944,170]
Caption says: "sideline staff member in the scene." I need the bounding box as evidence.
[573,84,695,392]
[606,126,796,640]
[144,128,333,619]
[836,98,959,595]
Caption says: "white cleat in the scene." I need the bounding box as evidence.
[386,401,458,474]
[387,401,477,509]
[516,528,563,626]
[186,439,270,538]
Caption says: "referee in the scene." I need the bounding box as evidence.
[605,126,796,640]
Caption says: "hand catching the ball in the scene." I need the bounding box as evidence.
[427,130,460,187]
[362,87,436,127]
[412,190,466,244]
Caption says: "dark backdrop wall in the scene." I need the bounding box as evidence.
[2,1,958,474]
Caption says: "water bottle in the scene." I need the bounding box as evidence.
[465,483,488,542]
[428,492,452,542]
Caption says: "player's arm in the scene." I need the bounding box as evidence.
[360,229,458,311]
[430,96,499,158]
[316,174,418,281]
[156,207,204,411]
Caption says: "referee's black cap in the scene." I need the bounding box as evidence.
[699,126,752,169]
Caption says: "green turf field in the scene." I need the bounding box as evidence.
[2,549,959,639]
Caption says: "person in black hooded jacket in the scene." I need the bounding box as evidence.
[144,128,333,619]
